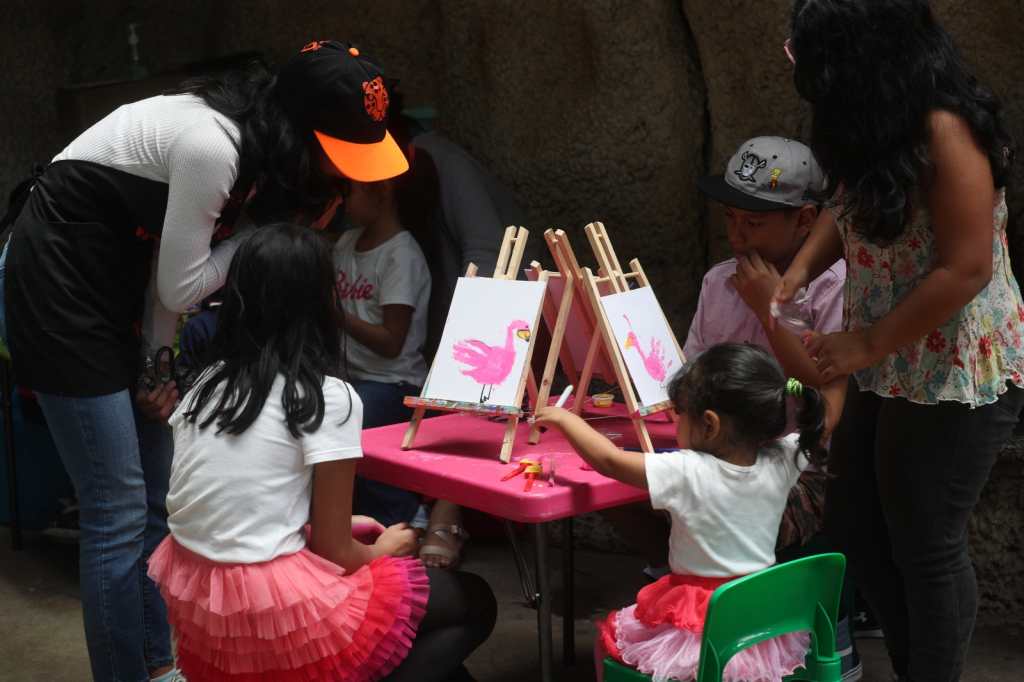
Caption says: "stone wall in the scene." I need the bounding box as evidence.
[1,0,1022,622]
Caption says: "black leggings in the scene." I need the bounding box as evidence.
[384,567,497,682]
[826,378,1024,681]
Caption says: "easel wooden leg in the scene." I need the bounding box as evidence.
[531,278,575,444]
[401,407,426,450]
[500,417,519,463]
[527,371,539,412]
[573,332,602,414]
[632,417,655,453]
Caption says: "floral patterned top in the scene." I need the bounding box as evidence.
[838,189,1024,406]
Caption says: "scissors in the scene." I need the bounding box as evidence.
[142,346,184,391]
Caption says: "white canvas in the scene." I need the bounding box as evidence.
[423,277,547,407]
[599,287,684,406]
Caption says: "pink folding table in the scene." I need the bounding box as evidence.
[359,407,679,681]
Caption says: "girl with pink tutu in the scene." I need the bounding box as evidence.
[148,223,496,681]
[536,343,844,682]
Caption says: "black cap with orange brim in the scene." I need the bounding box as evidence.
[274,40,409,182]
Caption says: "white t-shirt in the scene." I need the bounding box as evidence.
[645,433,808,577]
[166,372,363,564]
[333,228,430,386]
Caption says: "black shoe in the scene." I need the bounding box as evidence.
[41,496,80,544]
[840,650,863,681]
[853,602,884,639]
[836,616,863,681]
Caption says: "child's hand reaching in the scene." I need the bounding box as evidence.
[534,406,571,429]
[533,406,649,490]
[373,522,419,558]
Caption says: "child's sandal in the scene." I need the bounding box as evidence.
[419,524,469,569]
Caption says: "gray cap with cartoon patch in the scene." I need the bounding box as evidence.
[697,136,824,212]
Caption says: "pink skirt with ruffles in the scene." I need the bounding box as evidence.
[599,573,809,682]
[148,536,429,681]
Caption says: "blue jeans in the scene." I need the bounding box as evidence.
[352,379,423,527]
[2,240,173,681]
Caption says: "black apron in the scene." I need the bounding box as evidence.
[5,160,169,395]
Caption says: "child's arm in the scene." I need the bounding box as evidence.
[819,376,848,439]
[776,208,844,302]
[809,111,995,380]
[534,407,648,489]
[308,459,418,571]
[339,305,413,359]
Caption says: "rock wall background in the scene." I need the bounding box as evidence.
[1,0,1022,622]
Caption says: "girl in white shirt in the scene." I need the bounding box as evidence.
[537,343,843,682]
[335,145,472,569]
[148,224,496,682]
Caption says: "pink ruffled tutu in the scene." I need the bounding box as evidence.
[148,536,429,681]
[599,573,809,682]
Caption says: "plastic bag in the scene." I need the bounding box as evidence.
[770,287,813,335]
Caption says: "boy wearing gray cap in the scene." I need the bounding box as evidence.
[689,136,861,680]
[688,136,845,378]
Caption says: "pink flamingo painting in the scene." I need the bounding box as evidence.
[623,315,673,383]
[452,320,532,403]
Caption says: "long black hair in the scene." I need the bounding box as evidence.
[668,343,827,466]
[790,0,1013,244]
[182,223,349,438]
[171,61,342,225]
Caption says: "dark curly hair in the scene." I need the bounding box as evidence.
[790,0,1014,244]
[668,344,827,467]
[182,223,350,438]
[171,60,344,226]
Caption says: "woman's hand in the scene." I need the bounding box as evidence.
[772,264,810,306]
[136,381,179,422]
[805,329,882,382]
[373,522,419,558]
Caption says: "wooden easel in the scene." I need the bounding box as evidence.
[541,228,619,414]
[578,222,684,452]
[402,226,545,463]
[525,258,573,445]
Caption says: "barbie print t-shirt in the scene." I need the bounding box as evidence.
[333,228,431,386]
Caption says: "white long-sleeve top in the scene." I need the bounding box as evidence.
[53,94,243,349]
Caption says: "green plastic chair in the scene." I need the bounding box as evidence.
[603,553,845,682]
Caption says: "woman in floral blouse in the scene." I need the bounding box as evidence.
[775,2,1024,681]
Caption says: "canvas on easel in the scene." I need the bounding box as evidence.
[402,226,547,462]
[579,222,685,452]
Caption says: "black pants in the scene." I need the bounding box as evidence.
[385,567,498,682]
[826,378,1024,681]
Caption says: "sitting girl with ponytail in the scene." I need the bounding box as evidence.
[536,342,844,682]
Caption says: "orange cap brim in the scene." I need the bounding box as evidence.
[314,129,409,182]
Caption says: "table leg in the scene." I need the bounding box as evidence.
[2,360,21,550]
[534,522,553,682]
[562,517,575,665]
[504,520,537,607]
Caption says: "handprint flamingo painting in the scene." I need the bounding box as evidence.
[622,315,673,383]
[420,277,546,407]
[452,320,531,403]
[599,286,685,407]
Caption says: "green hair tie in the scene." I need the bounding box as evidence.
[786,378,803,397]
